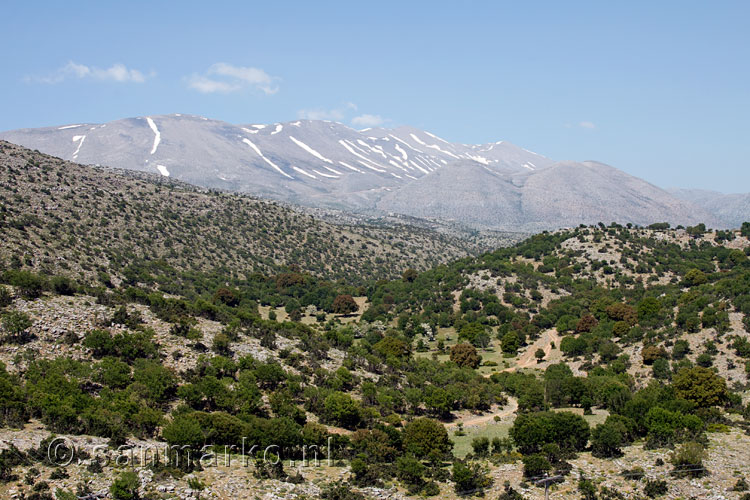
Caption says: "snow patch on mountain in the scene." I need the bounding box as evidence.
[146,117,161,155]
[289,136,333,164]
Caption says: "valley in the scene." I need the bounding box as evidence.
[1,146,750,499]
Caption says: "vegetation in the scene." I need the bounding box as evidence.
[1,145,750,499]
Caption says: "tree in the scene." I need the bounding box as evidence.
[652,358,671,380]
[672,366,727,408]
[323,392,361,429]
[576,314,598,333]
[1,311,32,343]
[642,345,668,365]
[403,418,452,461]
[395,454,425,488]
[683,269,707,287]
[471,437,490,457]
[591,418,628,457]
[450,343,481,369]
[162,415,204,450]
[535,348,545,362]
[638,297,662,320]
[331,294,358,315]
[521,453,551,477]
[741,222,750,238]
[510,411,589,454]
[451,461,491,495]
[110,470,140,500]
[501,330,520,354]
[374,336,411,359]
[0,362,28,427]
[402,269,418,282]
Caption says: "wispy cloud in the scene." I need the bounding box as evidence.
[28,61,150,84]
[579,121,596,129]
[351,114,385,128]
[297,103,387,127]
[297,102,357,121]
[187,63,278,95]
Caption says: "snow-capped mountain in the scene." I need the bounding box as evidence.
[0,114,725,230]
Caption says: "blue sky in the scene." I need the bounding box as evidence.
[2,1,748,192]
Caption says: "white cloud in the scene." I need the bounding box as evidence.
[187,63,278,95]
[351,114,385,127]
[296,104,388,127]
[30,61,149,84]
[297,102,357,121]
[579,121,596,129]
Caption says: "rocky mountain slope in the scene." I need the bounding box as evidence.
[0,141,505,284]
[670,188,750,229]
[1,114,731,230]
[2,223,750,500]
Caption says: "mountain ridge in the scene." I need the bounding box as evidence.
[1,114,738,230]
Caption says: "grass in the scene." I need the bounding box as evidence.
[451,421,514,458]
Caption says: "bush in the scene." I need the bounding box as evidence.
[644,479,668,497]
[1,311,32,343]
[682,269,707,286]
[110,470,139,500]
[670,441,707,477]
[50,276,76,296]
[510,411,590,454]
[521,453,551,477]
[3,270,45,299]
[0,286,12,308]
[403,417,452,461]
[331,294,358,315]
[470,436,490,457]
[451,460,491,495]
[591,418,628,458]
[672,366,727,408]
[321,481,365,500]
[323,392,362,429]
[450,343,481,369]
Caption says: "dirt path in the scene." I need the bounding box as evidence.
[445,397,518,429]
[503,328,561,373]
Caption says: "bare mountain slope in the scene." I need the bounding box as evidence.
[0,114,728,230]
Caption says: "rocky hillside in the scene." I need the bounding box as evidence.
[0,141,514,285]
[670,188,750,229]
[2,223,750,499]
[1,115,731,230]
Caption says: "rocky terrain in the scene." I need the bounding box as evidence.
[1,115,734,231]
[0,141,508,285]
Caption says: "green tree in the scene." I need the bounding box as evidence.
[110,470,140,500]
[521,453,551,477]
[672,366,727,408]
[591,418,628,457]
[501,330,520,354]
[682,269,707,287]
[1,311,32,343]
[323,392,362,429]
[403,418,452,461]
[450,343,481,369]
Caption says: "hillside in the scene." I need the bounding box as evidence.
[670,188,750,229]
[0,141,514,286]
[1,114,732,230]
[2,217,750,499]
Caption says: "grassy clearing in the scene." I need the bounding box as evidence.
[451,421,514,458]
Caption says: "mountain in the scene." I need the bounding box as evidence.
[669,188,750,229]
[0,114,724,230]
[0,141,507,285]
